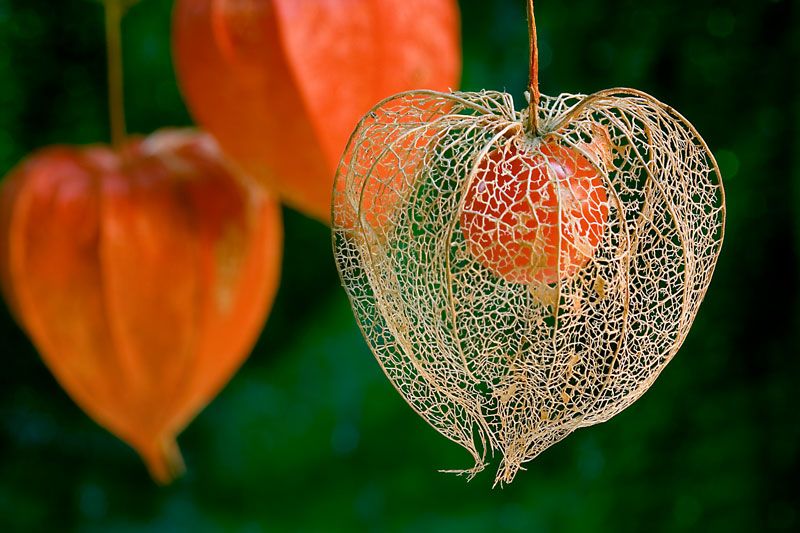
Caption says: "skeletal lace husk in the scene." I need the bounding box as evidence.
[333,88,725,485]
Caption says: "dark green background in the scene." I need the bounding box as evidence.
[0,0,797,531]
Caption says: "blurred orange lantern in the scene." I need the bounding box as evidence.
[0,130,283,483]
[172,0,461,223]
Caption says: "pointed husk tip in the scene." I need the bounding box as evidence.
[137,436,185,485]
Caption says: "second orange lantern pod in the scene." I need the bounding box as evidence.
[0,130,282,483]
[172,0,461,223]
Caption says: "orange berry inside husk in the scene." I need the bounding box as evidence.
[460,140,609,285]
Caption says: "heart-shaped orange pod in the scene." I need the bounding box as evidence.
[172,0,461,223]
[0,130,282,483]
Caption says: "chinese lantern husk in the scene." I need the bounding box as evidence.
[332,89,725,484]
[0,132,282,483]
[172,0,461,223]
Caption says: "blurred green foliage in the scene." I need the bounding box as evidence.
[0,0,797,531]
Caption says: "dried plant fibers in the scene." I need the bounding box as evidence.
[333,0,725,485]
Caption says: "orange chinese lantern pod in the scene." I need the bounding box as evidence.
[172,0,461,223]
[460,141,609,286]
[0,129,283,483]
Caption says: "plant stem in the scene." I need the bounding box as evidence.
[104,0,126,149]
[526,0,540,135]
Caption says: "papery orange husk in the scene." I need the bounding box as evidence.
[0,130,283,483]
[172,0,461,223]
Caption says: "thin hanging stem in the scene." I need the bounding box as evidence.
[104,0,126,149]
[526,0,540,135]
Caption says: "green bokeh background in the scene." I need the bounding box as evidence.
[0,0,797,531]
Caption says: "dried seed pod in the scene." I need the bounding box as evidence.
[333,5,725,484]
